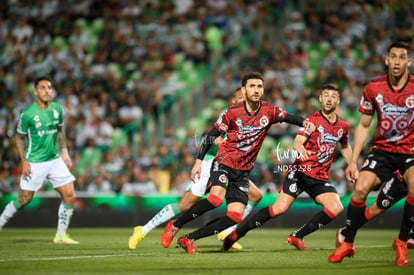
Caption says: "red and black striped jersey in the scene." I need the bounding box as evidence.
[359,74,414,154]
[214,100,287,171]
[294,110,349,181]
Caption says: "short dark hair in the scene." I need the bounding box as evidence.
[321,83,341,96]
[387,41,410,54]
[233,87,242,93]
[34,76,51,88]
[241,72,264,87]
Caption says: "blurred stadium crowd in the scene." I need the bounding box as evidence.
[0,0,413,197]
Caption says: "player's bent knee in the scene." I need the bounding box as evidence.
[227,211,243,223]
[352,186,370,200]
[329,204,344,216]
[63,192,77,205]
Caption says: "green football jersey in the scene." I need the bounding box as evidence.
[16,101,64,163]
[203,108,227,161]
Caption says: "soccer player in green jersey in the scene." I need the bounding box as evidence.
[0,76,79,244]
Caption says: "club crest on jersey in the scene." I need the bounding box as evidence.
[218,122,228,132]
[337,128,343,138]
[259,116,269,127]
[53,110,59,119]
[406,96,414,108]
[219,174,227,184]
[381,199,390,208]
[289,183,297,193]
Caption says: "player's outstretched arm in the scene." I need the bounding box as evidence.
[283,113,316,133]
[293,134,314,160]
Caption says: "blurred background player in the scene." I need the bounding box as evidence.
[0,77,78,244]
[223,84,352,251]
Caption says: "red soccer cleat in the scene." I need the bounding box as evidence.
[160,220,179,248]
[177,234,199,254]
[328,242,355,263]
[286,235,310,251]
[392,238,408,266]
[336,227,345,248]
[223,230,238,251]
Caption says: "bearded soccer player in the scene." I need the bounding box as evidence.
[0,77,78,244]
[159,71,315,254]
[329,41,414,266]
[223,83,352,251]
[128,88,263,250]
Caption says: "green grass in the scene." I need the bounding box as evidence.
[0,228,413,274]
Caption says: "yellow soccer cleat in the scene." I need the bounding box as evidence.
[217,231,242,250]
[53,234,79,244]
[128,226,145,249]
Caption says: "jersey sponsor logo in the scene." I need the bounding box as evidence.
[35,122,42,129]
[317,125,341,163]
[376,93,414,143]
[406,158,414,163]
[33,115,40,121]
[235,118,266,152]
[406,96,414,108]
[37,129,58,137]
[324,182,334,187]
[239,186,249,193]
[289,183,297,193]
[382,177,394,194]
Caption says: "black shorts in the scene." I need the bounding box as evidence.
[376,175,407,209]
[360,149,414,182]
[209,159,249,205]
[282,170,337,200]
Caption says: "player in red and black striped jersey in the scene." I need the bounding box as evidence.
[223,84,353,251]
[163,72,316,254]
[336,171,414,249]
[329,41,414,266]
[213,100,289,171]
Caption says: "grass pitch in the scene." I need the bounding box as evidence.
[0,227,413,274]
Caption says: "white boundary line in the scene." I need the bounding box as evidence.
[0,252,164,263]
[0,245,391,263]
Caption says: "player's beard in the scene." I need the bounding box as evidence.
[38,94,51,107]
[246,93,261,104]
[322,104,336,114]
